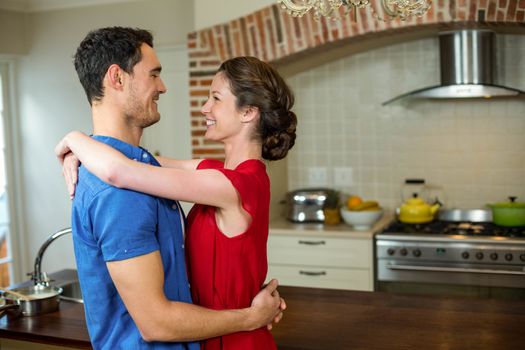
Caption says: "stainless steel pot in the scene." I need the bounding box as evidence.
[438,208,492,222]
[0,285,62,318]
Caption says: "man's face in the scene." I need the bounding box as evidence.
[123,43,166,128]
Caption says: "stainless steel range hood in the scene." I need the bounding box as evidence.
[383,29,525,105]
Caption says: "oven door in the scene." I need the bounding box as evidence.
[376,258,525,299]
[378,259,525,288]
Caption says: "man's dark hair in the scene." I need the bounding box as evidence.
[74,27,153,105]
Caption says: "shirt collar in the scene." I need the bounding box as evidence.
[92,135,157,165]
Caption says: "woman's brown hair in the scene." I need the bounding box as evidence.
[218,56,297,161]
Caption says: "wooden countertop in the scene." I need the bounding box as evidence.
[1,270,524,349]
[272,287,525,350]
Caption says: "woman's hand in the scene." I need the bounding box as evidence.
[55,134,71,165]
[55,132,83,199]
[62,153,80,199]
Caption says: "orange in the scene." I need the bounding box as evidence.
[346,195,363,210]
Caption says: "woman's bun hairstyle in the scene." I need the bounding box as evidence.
[218,57,297,161]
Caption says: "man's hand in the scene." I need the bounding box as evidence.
[249,279,286,331]
[270,296,286,330]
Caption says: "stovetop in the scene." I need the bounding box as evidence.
[381,220,525,239]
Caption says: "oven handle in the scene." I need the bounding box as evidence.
[386,263,525,276]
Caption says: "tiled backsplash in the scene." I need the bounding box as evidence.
[286,35,525,210]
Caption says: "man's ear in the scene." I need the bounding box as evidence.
[106,64,124,90]
[240,106,260,124]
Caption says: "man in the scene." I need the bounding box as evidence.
[63,27,283,349]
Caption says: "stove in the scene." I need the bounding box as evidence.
[382,220,525,237]
[375,215,525,296]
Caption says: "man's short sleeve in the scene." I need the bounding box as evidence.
[88,188,160,262]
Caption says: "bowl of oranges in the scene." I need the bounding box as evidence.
[340,195,383,231]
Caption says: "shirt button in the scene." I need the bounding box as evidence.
[133,158,137,161]
[172,204,178,210]
[142,153,148,159]
[181,244,185,249]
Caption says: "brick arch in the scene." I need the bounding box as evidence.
[187,0,525,159]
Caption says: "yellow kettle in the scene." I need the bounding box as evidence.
[398,193,441,224]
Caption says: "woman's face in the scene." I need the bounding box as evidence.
[201,72,244,142]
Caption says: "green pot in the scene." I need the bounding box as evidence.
[487,196,525,227]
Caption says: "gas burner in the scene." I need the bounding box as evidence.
[443,222,493,236]
[383,220,525,238]
[384,221,448,234]
[493,226,525,238]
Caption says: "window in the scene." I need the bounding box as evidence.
[0,65,14,286]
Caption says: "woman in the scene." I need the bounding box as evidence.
[56,56,297,349]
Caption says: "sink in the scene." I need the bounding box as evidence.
[58,280,83,303]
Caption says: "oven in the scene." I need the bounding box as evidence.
[375,212,525,299]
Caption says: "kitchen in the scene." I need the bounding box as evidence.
[0,0,524,349]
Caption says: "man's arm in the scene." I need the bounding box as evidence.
[107,250,281,342]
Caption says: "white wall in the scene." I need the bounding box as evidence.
[13,0,194,282]
[0,9,27,54]
[194,0,274,30]
[287,35,525,211]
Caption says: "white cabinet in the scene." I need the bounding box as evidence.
[266,230,374,291]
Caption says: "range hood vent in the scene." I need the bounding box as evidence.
[383,29,525,105]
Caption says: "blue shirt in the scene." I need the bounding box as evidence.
[71,136,200,350]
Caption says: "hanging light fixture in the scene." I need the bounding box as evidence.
[278,0,432,22]
[381,0,432,20]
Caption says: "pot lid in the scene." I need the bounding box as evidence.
[488,196,525,209]
[405,197,427,206]
[489,202,525,209]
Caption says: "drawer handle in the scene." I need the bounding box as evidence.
[298,240,326,245]
[299,270,327,276]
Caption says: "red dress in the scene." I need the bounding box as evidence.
[186,159,277,350]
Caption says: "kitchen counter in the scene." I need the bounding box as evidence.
[269,210,394,238]
[0,270,88,349]
[1,270,524,349]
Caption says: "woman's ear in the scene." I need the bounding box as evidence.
[240,106,260,124]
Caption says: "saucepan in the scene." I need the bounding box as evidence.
[486,196,525,227]
[0,285,63,318]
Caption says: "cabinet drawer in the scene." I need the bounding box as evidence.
[267,264,372,291]
[267,235,371,268]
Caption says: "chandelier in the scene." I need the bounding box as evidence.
[278,0,432,22]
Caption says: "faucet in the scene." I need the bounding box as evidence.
[30,227,72,286]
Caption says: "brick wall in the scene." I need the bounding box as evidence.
[187,0,525,160]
